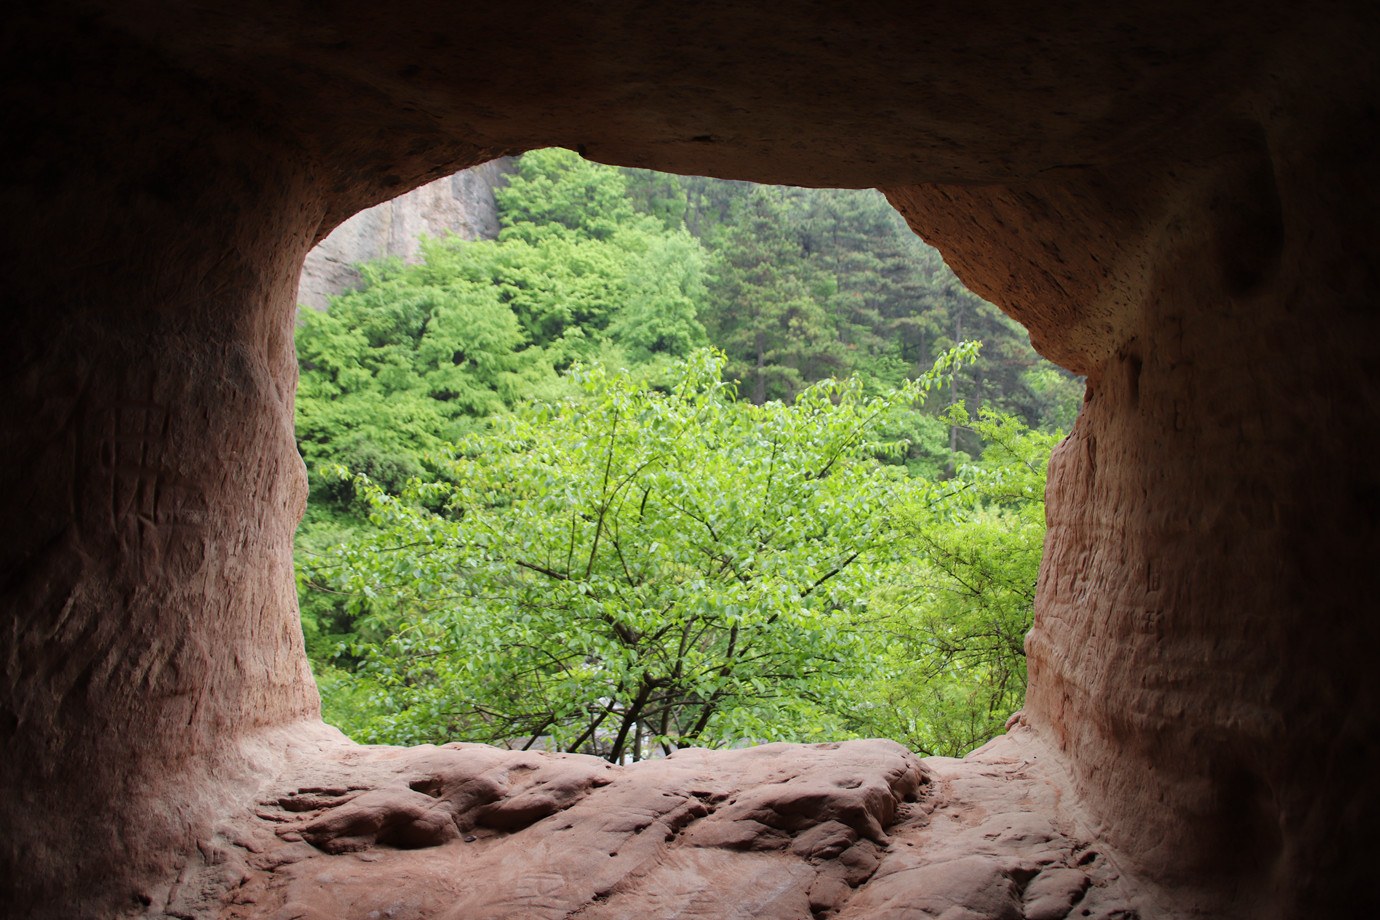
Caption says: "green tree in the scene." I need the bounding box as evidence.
[318,347,973,760]
[496,147,638,242]
[605,229,709,362]
[659,175,1083,433]
[295,254,555,502]
[794,187,933,387]
[481,149,714,364]
[707,185,845,403]
[858,407,1058,756]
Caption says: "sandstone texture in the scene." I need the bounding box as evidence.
[154,730,1142,920]
[297,159,511,309]
[2,3,1377,919]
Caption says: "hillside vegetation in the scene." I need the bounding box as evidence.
[295,150,1079,758]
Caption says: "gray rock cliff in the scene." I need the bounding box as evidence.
[297,158,513,309]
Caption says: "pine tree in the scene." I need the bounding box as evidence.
[707,186,845,402]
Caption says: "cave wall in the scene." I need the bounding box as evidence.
[885,95,1380,913]
[0,30,328,911]
[2,2,1376,917]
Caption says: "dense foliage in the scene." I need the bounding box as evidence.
[295,148,1079,758]
[323,349,970,757]
[858,408,1056,754]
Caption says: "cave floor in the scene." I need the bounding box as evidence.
[158,724,1143,920]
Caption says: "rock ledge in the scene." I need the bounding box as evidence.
[165,728,1147,920]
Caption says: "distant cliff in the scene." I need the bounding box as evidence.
[297,158,514,309]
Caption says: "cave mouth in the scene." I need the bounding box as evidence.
[3,4,1376,918]
[294,159,1075,765]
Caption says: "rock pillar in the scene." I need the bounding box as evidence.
[0,48,327,915]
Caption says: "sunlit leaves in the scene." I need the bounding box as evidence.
[856,407,1060,756]
[318,349,972,760]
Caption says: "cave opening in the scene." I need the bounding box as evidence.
[293,154,1080,765]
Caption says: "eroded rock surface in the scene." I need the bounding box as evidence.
[139,730,1142,920]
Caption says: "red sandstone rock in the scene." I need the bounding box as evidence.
[205,733,1141,920]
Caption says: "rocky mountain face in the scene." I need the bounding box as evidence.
[296,158,513,309]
